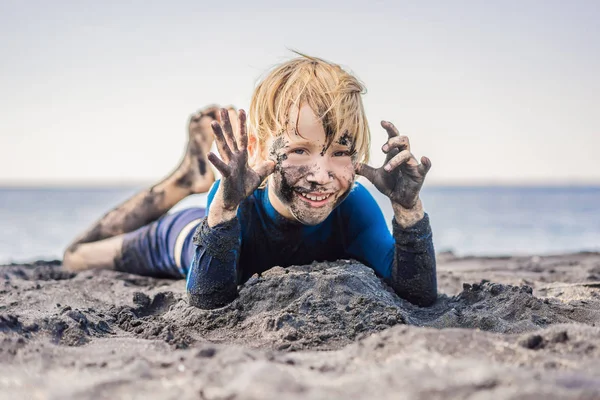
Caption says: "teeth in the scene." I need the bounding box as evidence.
[299,192,331,202]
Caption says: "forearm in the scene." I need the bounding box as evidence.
[391,200,437,306]
[393,197,425,228]
[186,217,241,309]
[207,188,239,227]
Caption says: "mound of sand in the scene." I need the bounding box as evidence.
[1,261,409,351]
[2,254,600,399]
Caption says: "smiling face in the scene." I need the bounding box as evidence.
[266,104,357,225]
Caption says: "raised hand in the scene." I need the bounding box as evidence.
[356,121,432,209]
[207,108,275,212]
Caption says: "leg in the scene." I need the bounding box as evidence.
[63,106,222,272]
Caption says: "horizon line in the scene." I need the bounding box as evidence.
[2,178,600,189]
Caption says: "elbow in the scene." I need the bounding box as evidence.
[187,289,237,310]
[186,248,239,309]
[398,291,437,307]
[185,260,238,310]
[392,253,438,307]
[410,289,438,307]
[392,279,438,308]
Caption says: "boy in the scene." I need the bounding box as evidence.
[63,55,436,310]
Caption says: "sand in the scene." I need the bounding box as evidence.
[2,253,600,399]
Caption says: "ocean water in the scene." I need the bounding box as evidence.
[0,184,599,264]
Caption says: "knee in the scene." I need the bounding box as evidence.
[62,247,85,272]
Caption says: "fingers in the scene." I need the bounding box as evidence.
[226,107,240,143]
[220,108,239,152]
[417,156,432,176]
[382,135,410,154]
[210,108,252,177]
[211,121,234,161]
[238,109,248,150]
[380,122,407,164]
[254,160,276,182]
[211,107,248,153]
[383,135,409,163]
[381,120,400,139]
[384,150,413,172]
[207,152,231,177]
[355,163,377,183]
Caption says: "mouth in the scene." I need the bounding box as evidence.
[294,190,335,207]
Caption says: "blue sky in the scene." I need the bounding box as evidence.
[1,0,598,185]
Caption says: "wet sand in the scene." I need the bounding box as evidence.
[2,253,600,399]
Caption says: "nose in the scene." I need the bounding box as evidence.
[306,157,333,185]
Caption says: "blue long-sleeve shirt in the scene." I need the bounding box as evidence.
[186,181,437,309]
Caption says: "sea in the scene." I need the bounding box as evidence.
[1,183,599,264]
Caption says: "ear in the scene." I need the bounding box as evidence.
[248,133,257,155]
[248,133,267,163]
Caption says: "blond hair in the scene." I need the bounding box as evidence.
[248,53,370,165]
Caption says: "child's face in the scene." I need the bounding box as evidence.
[266,104,356,225]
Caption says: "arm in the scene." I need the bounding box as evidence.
[186,214,241,309]
[186,109,274,309]
[356,120,437,306]
[391,199,437,306]
[186,180,242,309]
[343,184,436,306]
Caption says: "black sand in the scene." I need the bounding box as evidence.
[2,253,600,399]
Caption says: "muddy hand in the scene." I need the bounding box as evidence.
[356,121,431,208]
[207,108,275,210]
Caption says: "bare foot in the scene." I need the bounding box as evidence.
[175,105,221,194]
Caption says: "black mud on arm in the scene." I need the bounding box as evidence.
[186,217,241,309]
[390,213,437,307]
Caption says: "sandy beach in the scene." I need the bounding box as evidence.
[2,252,600,399]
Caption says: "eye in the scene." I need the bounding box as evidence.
[333,150,351,157]
[291,148,307,155]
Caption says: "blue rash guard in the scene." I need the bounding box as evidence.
[185,180,437,309]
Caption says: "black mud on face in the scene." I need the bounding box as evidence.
[337,131,353,148]
[275,165,311,205]
[267,135,312,219]
[272,163,343,225]
[268,136,352,223]
[279,164,354,223]
[268,136,288,172]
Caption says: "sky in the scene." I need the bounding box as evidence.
[1,0,598,186]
